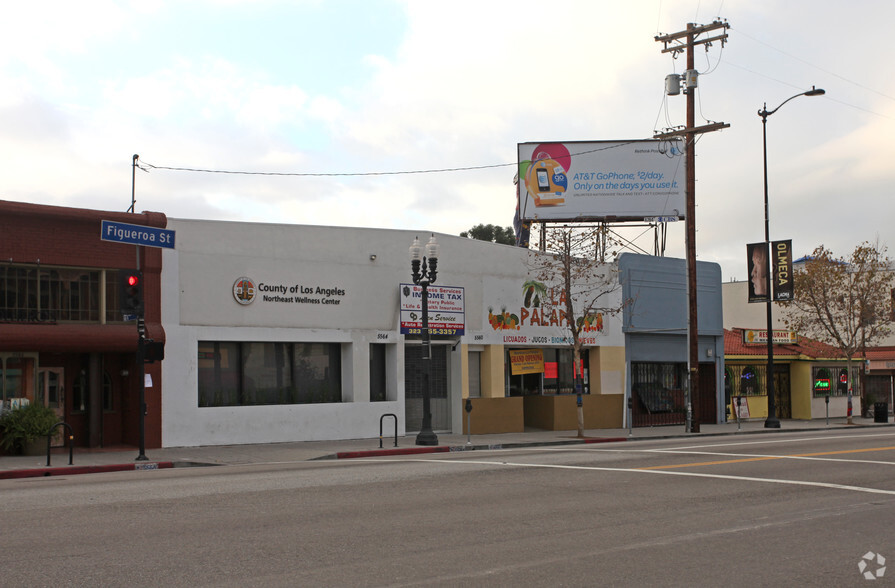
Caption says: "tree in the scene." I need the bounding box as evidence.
[528,225,630,437]
[460,224,515,245]
[780,241,895,422]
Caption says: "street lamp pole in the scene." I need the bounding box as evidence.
[410,235,439,446]
[758,86,825,429]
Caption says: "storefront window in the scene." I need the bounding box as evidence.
[740,366,759,396]
[813,366,860,398]
[543,348,588,395]
[198,341,342,407]
[467,351,481,399]
[0,356,36,404]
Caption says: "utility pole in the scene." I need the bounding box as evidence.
[655,20,730,433]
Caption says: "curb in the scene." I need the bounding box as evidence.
[0,461,175,480]
[333,436,629,460]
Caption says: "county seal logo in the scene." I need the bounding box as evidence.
[233,277,256,305]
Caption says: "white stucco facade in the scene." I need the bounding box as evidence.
[158,218,625,447]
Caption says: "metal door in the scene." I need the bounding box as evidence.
[404,344,450,432]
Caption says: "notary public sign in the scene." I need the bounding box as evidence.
[399,284,465,336]
[101,220,176,249]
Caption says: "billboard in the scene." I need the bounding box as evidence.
[517,140,686,222]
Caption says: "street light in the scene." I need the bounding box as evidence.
[758,85,825,429]
[410,234,439,446]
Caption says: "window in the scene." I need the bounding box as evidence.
[370,344,387,402]
[103,372,114,412]
[0,264,126,323]
[542,348,588,395]
[467,351,481,398]
[198,341,342,407]
[813,366,860,397]
[740,366,759,396]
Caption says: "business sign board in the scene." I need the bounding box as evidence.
[508,349,545,375]
[101,220,175,249]
[742,329,798,345]
[399,284,465,336]
[517,140,686,223]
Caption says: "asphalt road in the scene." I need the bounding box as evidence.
[3,429,894,587]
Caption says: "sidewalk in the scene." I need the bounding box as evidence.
[1,417,892,480]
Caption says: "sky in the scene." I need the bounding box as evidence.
[2,0,893,281]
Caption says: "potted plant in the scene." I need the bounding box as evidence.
[0,402,60,455]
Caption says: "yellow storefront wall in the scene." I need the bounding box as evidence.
[462,344,626,433]
[725,360,815,421]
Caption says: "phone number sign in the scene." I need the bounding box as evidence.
[399,284,465,336]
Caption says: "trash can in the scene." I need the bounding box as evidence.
[874,402,888,423]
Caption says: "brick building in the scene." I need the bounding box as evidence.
[0,200,165,449]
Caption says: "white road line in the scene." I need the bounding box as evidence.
[378,457,895,497]
[649,431,895,451]
[632,450,895,466]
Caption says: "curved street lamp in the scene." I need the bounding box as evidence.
[410,235,439,446]
[758,86,825,429]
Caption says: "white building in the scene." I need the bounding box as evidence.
[160,218,628,447]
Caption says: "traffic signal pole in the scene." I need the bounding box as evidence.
[136,316,148,461]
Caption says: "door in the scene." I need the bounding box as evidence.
[698,363,718,425]
[404,344,451,433]
[38,368,65,421]
[773,366,791,419]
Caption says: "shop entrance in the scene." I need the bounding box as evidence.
[38,367,65,420]
[404,344,450,433]
[773,366,792,419]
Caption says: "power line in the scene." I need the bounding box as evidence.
[139,159,515,177]
[138,141,654,179]
[732,26,895,103]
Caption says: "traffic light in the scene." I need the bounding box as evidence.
[119,269,144,315]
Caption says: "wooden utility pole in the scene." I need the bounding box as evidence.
[655,21,729,433]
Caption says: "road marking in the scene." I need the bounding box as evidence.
[637,445,895,470]
[652,431,895,451]
[383,457,895,497]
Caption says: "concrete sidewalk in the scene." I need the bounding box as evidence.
[1,416,892,480]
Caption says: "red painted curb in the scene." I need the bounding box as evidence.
[336,446,451,459]
[0,461,174,480]
[583,437,628,444]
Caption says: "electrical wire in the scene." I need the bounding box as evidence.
[140,159,515,177]
[139,141,663,180]
[733,26,895,103]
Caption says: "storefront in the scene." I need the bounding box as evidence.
[618,254,725,427]
[160,217,628,447]
[724,327,863,420]
[0,200,165,449]
[864,348,895,417]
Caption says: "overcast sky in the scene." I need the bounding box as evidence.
[2,0,892,280]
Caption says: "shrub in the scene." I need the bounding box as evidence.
[0,403,60,453]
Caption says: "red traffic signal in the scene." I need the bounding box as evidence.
[119,269,144,315]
